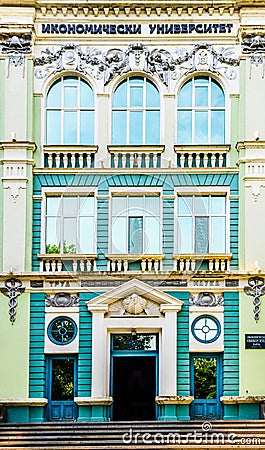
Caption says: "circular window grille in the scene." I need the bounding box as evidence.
[48,316,77,345]
[191,316,221,344]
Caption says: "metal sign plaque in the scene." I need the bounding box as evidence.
[245,334,265,349]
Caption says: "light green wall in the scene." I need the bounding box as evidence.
[240,292,265,395]
[27,58,34,141]
[0,59,5,140]
[32,94,42,168]
[238,60,246,270]
[0,293,30,397]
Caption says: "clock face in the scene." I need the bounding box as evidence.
[191,316,221,344]
[48,317,77,345]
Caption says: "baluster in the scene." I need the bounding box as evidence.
[128,153,133,168]
[219,153,224,167]
[117,260,122,271]
[62,153,67,168]
[196,153,200,168]
[70,153,75,168]
[180,153,185,168]
[191,259,196,271]
[40,260,44,272]
[179,259,185,271]
[212,153,216,168]
[124,260,128,272]
[51,259,56,272]
[48,154,53,169]
[154,259,159,273]
[209,259,214,271]
[72,260,78,272]
[55,153,60,168]
[122,154,126,168]
[87,153,91,169]
[80,260,85,271]
[203,154,208,168]
[141,259,146,272]
[221,259,226,271]
[148,259,153,271]
[57,260,62,272]
[145,154,150,168]
[174,259,178,271]
[111,261,116,271]
[188,153,193,168]
[153,153,158,168]
[136,154,141,168]
[87,260,92,272]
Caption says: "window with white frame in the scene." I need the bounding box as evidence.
[46,76,94,145]
[45,195,95,254]
[177,76,226,145]
[111,195,161,254]
[112,77,160,145]
[177,195,227,254]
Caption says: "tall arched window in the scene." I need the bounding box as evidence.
[112,77,160,145]
[177,76,225,145]
[46,76,94,145]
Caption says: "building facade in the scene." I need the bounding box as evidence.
[0,0,265,423]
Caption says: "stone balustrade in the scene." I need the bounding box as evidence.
[174,145,230,169]
[173,254,232,271]
[106,254,164,273]
[43,145,98,169]
[108,145,165,169]
[38,254,97,272]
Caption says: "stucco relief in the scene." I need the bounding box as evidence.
[108,294,161,316]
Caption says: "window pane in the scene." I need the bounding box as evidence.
[211,196,226,214]
[47,110,61,144]
[211,80,225,107]
[129,217,143,253]
[80,80,94,108]
[112,111,126,144]
[64,85,77,107]
[194,111,208,144]
[178,196,192,215]
[63,197,78,216]
[129,111,143,145]
[47,197,60,215]
[47,80,61,108]
[128,196,144,215]
[178,81,192,107]
[146,81,159,107]
[145,196,160,215]
[195,85,208,107]
[80,111,94,144]
[79,216,94,253]
[113,81,127,108]
[80,196,94,216]
[211,110,225,144]
[177,110,192,144]
[211,217,226,252]
[145,217,160,253]
[64,111,77,144]
[194,196,209,215]
[46,217,60,252]
[146,111,160,144]
[195,216,209,253]
[178,217,193,253]
[130,86,143,107]
[194,76,208,85]
[112,217,127,253]
[112,197,127,216]
[63,217,77,253]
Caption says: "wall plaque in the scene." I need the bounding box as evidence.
[245,334,265,349]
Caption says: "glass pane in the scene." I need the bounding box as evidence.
[178,216,193,253]
[195,216,209,253]
[178,196,192,215]
[194,76,208,85]
[63,197,78,216]
[211,80,225,107]
[64,111,77,145]
[47,110,61,145]
[177,110,192,144]
[145,196,160,215]
[194,196,209,215]
[129,111,143,145]
[130,86,143,107]
[51,359,74,401]
[146,111,160,144]
[80,111,94,144]
[64,86,77,107]
[113,80,127,108]
[47,80,61,108]
[64,76,77,85]
[112,197,127,216]
[195,85,208,107]
[80,196,94,216]
[211,110,225,144]
[79,216,94,253]
[211,196,226,214]
[146,81,160,107]
[178,80,192,107]
[211,217,226,252]
[128,196,144,215]
[112,111,126,145]
[63,217,77,253]
[129,217,143,253]
[112,217,127,253]
[47,197,60,216]
[145,216,160,253]
[80,80,94,107]
[194,357,216,399]
[194,111,208,144]
[46,217,60,253]
[113,334,157,351]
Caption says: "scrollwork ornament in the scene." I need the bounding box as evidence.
[0,34,32,77]
[45,293,79,307]
[0,278,25,324]
[244,277,265,322]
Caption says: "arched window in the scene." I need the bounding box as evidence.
[46,76,94,145]
[112,77,160,145]
[177,76,225,145]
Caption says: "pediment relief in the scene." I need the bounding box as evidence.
[108,294,161,317]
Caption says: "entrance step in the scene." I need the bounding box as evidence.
[0,421,265,449]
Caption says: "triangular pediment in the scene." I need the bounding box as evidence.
[86,279,183,316]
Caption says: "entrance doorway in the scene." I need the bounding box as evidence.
[190,354,223,420]
[111,334,158,421]
[46,356,78,421]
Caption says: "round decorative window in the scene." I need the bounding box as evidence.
[48,317,77,345]
[191,316,221,344]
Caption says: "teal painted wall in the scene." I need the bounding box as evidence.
[33,173,238,271]
[223,292,239,396]
[29,293,46,398]
[175,292,190,396]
